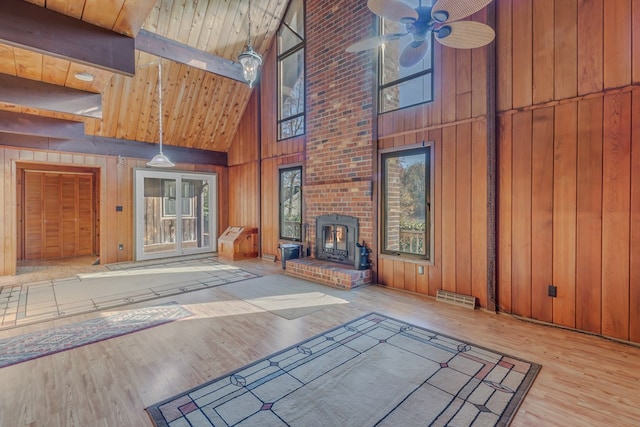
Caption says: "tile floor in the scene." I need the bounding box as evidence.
[0,255,259,330]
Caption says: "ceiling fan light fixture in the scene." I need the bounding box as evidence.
[432,10,449,23]
[436,25,452,39]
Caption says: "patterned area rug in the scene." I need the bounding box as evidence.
[147,312,541,427]
[0,303,192,368]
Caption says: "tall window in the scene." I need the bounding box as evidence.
[277,0,305,140]
[381,145,431,259]
[279,166,302,241]
[378,0,434,114]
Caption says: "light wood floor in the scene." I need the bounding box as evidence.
[1,258,639,426]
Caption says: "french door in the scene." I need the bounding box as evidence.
[135,169,217,260]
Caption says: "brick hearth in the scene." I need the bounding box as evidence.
[285,258,371,290]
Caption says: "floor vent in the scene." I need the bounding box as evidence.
[262,253,277,262]
[436,290,476,309]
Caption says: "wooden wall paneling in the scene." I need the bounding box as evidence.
[601,92,631,340]
[103,158,118,264]
[2,148,19,275]
[430,42,443,125]
[260,157,285,258]
[416,263,429,294]
[603,0,631,88]
[43,173,61,258]
[552,102,578,328]
[634,0,640,83]
[471,120,488,307]
[78,174,94,255]
[511,111,532,317]
[577,0,603,95]
[554,1,578,100]
[441,125,456,291]
[23,171,43,259]
[403,262,417,293]
[495,0,512,112]
[60,174,77,257]
[229,162,259,228]
[441,47,457,123]
[378,257,393,287]
[455,123,472,296]
[630,90,640,343]
[0,149,6,271]
[393,260,405,290]
[511,0,532,109]
[16,165,22,259]
[497,114,513,312]
[455,48,472,121]
[403,108,417,145]
[471,45,487,118]
[427,128,442,297]
[576,96,603,335]
[532,0,554,104]
[530,107,554,323]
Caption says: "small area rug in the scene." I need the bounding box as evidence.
[147,312,540,427]
[0,303,191,368]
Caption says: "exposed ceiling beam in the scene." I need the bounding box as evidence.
[136,30,245,82]
[0,74,102,119]
[0,133,227,167]
[0,111,84,139]
[0,0,135,76]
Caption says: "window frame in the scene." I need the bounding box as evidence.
[279,165,303,242]
[379,143,433,262]
[277,0,305,141]
[377,7,435,115]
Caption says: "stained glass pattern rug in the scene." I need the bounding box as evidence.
[147,312,540,427]
[0,303,192,368]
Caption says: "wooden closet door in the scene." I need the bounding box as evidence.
[23,171,94,260]
[24,172,44,260]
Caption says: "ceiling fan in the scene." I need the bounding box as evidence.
[346,0,495,67]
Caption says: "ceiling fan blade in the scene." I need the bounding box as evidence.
[431,0,493,23]
[345,33,406,53]
[435,21,495,49]
[368,0,418,23]
[399,40,430,68]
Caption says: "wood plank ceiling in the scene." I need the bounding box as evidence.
[0,0,289,152]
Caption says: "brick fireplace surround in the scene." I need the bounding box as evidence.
[285,0,375,290]
[285,258,372,290]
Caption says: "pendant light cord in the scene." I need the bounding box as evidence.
[247,0,253,48]
[158,60,164,154]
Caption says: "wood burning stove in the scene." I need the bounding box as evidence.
[315,214,358,267]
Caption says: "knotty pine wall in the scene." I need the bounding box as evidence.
[228,43,306,260]
[0,146,227,276]
[496,0,640,343]
[376,3,491,309]
[227,0,640,344]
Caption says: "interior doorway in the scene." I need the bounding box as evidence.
[18,163,100,261]
[134,169,217,261]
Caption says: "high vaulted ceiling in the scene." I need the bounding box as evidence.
[0,0,289,153]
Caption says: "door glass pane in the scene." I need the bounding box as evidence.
[143,177,178,256]
[182,178,210,249]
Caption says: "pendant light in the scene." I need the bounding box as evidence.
[237,0,262,88]
[147,59,175,168]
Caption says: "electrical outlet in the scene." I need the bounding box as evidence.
[418,265,424,275]
[548,285,557,297]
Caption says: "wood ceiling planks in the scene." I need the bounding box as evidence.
[0,0,290,153]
